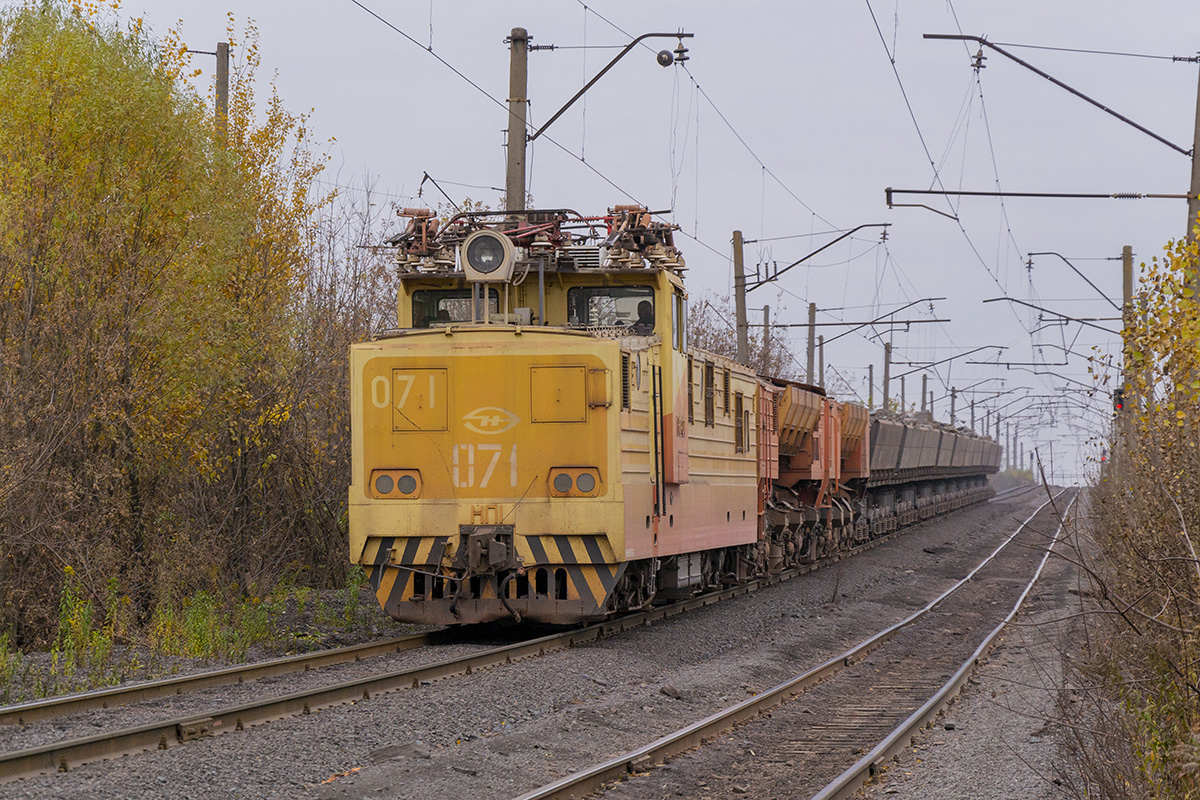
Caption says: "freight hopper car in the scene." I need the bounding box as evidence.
[759,387,999,573]
[349,206,1000,626]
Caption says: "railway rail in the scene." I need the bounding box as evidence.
[0,633,435,727]
[0,496,987,783]
[988,482,1038,502]
[511,487,1073,800]
[0,485,1030,733]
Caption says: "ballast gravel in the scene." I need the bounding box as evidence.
[0,490,1049,800]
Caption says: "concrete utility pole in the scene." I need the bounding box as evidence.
[505,27,530,218]
[806,303,817,383]
[950,387,957,425]
[868,363,875,409]
[1006,422,1012,470]
[1121,244,1133,408]
[970,400,976,431]
[733,231,748,364]
[921,374,928,412]
[882,343,892,410]
[900,375,906,411]
[215,42,230,139]
[818,335,825,388]
[762,305,771,375]
[1189,64,1200,240]
[929,391,935,416]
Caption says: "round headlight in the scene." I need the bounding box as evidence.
[576,473,596,493]
[466,233,506,274]
[397,475,417,495]
[375,474,394,495]
[553,473,573,493]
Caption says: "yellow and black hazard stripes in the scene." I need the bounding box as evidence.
[362,532,625,624]
[365,535,449,608]
[524,535,622,614]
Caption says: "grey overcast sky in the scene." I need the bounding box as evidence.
[123,0,1200,480]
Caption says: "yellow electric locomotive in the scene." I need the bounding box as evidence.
[349,206,763,625]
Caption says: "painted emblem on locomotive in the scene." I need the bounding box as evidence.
[462,407,521,435]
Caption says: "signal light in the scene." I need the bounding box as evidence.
[1113,387,1124,411]
[461,229,515,282]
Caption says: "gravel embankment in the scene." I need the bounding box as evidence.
[0,492,1047,800]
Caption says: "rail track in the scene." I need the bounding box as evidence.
[989,482,1039,502]
[0,490,1019,783]
[512,487,1074,800]
[0,633,438,727]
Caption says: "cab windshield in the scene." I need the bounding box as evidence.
[566,286,654,332]
[411,289,499,328]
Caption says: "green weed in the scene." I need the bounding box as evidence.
[343,565,368,626]
[294,586,312,615]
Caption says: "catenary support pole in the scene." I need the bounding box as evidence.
[882,343,892,410]
[1006,422,1011,470]
[818,335,825,388]
[1122,244,1134,414]
[1189,62,1200,241]
[733,231,748,364]
[505,27,529,218]
[806,302,816,383]
[763,305,771,375]
[216,42,229,139]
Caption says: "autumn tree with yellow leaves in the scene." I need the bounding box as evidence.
[1069,230,1200,797]
[0,2,396,645]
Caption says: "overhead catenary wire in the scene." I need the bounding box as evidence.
[989,40,1197,63]
[865,0,1034,343]
[573,0,841,232]
[347,0,733,263]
